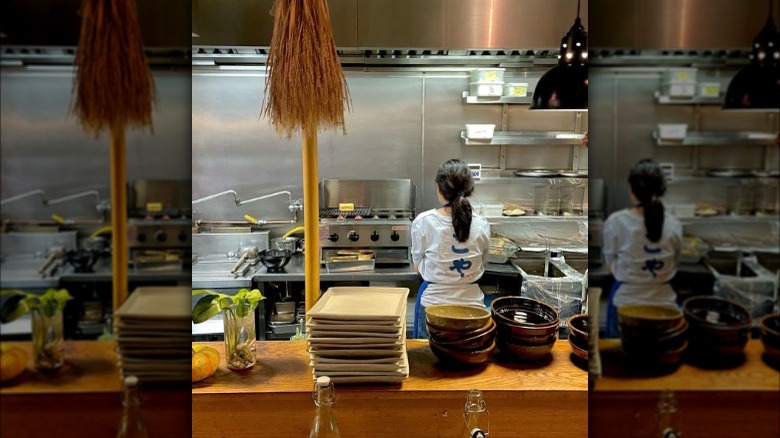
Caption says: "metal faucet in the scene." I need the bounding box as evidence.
[192,190,241,206]
[238,190,302,213]
[0,189,48,206]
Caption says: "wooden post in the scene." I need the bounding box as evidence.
[302,126,320,313]
[110,125,128,311]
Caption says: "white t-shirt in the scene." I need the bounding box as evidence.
[603,209,682,307]
[411,209,491,308]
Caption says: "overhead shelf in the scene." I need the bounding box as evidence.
[652,130,776,146]
[461,131,585,146]
[654,91,722,105]
[461,91,532,105]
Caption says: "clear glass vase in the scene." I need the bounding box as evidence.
[31,308,64,370]
[223,306,256,370]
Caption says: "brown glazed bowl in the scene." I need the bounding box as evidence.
[498,337,556,362]
[426,318,494,342]
[425,305,492,332]
[567,313,589,341]
[759,313,780,351]
[683,296,752,332]
[429,319,497,351]
[618,305,683,331]
[497,325,558,346]
[568,334,588,361]
[620,319,689,355]
[491,296,560,339]
[429,338,496,367]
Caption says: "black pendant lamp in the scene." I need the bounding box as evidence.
[723,0,780,110]
[530,0,588,110]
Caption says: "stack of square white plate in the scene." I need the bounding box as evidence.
[307,287,410,384]
[114,286,192,384]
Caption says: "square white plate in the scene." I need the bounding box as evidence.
[307,287,409,321]
[116,286,191,320]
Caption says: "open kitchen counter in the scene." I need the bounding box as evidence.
[192,340,587,437]
[590,339,780,437]
[0,341,190,438]
[253,253,421,282]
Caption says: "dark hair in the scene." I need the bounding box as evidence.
[628,159,667,242]
[436,159,475,243]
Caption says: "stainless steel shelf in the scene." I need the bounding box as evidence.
[461,91,532,105]
[652,131,776,146]
[679,215,780,224]
[654,91,722,105]
[461,131,585,146]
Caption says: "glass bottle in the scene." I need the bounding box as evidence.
[656,390,681,438]
[117,375,149,438]
[463,389,489,438]
[222,305,256,370]
[31,307,64,370]
[310,376,340,438]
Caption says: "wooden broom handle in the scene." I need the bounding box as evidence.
[110,125,128,312]
[302,126,320,314]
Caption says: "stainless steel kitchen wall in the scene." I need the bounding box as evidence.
[191,68,587,233]
[0,68,191,221]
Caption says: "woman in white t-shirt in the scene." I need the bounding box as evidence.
[411,159,491,339]
[603,159,682,338]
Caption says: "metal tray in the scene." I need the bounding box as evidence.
[324,259,376,273]
[515,170,558,177]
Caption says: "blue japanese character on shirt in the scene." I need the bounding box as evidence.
[642,259,664,277]
[449,233,472,277]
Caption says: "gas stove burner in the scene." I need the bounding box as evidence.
[320,207,372,219]
[369,209,415,220]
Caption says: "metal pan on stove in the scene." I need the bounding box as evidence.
[515,170,558,177]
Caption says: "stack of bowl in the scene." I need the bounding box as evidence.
[618,304,688,369]
[759,313,780,361]
[425,305,496,368]
[567,313,589,362]
[683,296,752,359]
[491,297,559,362]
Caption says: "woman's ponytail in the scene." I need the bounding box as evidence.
[451,193,473,242]
[436,160,475,243]
[628,159,667,243]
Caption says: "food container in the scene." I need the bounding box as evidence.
[503,82,529,97]
[698,82,721,97]
[669,204,696,218]
[661,81,696,97]
[470,68,505,83]
[480,202,504,217]
[657,123,688,139]
[469,81,504,97]
[465,124,496,139]
[662,68,697,83]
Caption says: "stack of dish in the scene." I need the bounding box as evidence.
[307,287,409,384]
[618,304,688,370]
[491,297,559,361]
[425,304,496,368]
[115,287,192,383]
[683,296,751,358]
[759,313,780,361]
[567,313,589,362]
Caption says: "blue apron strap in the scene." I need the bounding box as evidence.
[605,280,621,338]
[413,281,430,339]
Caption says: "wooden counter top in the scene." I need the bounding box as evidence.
[0,341,189,438]
[590,339,780,438]
[192,340,587,437]
[594,339,779,392]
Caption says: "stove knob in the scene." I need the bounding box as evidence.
[370,231,380,242]
[178,231,188,242]
[328,233,339,242]
[390,231,400,242]
[348,231,359,242]
[137,233,147,243]
[155,230,168,242]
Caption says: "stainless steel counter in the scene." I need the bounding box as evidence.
[253,254,421,283]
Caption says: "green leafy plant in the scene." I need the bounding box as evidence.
[191,288,266,324]
[0,288,73,323]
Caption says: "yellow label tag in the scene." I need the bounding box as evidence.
[146,202,163,212]
[701,85,719,96]
[674,71,689,81]
[511,86,527,96]
[484,71,497,81]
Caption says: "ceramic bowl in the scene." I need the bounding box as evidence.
[498,337,555,362]
[496,324,558,345]
[568,334,588,361]
[425,305,492,332]
[426,317,494,342]
[429,319,497,351]
[429,338,496,367]
[491,297,559,338]
[617,304,683,331]
[759,313,780,347]
[258,249,292,272]
[683,296,752,331]
[567,313,589,341]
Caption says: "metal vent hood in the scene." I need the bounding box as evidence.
[0,0,191,65]
[191,0,588,66]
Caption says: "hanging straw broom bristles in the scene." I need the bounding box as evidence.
[71,0,155,136]
[262,0,351,138]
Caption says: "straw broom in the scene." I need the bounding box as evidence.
[262,0,351,313]
[71,0,155,313]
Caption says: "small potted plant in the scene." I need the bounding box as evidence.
[1,288,73,371]
[192,288,265,370]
